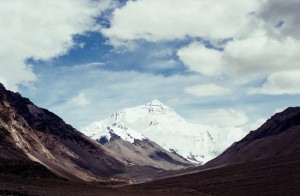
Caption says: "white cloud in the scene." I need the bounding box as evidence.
[67,92,90,107]
[184,83,231,97]
[224,33,300,76]
[199,109,249,127]
[0,0,114,90]
[177,31,300,77]
[249,71,300,95]
[5,0,300,133]
[102,0,300,98]
[177,42,223,76]
[103,0,260,48]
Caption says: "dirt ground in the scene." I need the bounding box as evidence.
[0,174,191,196]
[0,154,300,196]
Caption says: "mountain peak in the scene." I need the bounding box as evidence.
[83,100,221,164]
[147,99,164,106]
[144,99,174,115]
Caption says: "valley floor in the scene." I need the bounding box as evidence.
[0,174,185,196]
[129,153,300,196]
[1,154,300,196]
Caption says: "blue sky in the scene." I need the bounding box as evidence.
[1,0,300,131]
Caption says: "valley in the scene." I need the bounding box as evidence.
[1,83,300,195]
[1,154,299,195]
[1,1,300,195]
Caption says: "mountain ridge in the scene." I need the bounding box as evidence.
[0,83,127,182]
[241,107,300,142]
[204,106,300,168]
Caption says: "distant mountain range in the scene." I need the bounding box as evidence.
[82,99,244,164]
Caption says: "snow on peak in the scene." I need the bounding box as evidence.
[82,100,244,164]
[108,99,184,124]
[82,119,145,144]
[146,99,166,108]
[148,99,163,105]
[145,99,174,114]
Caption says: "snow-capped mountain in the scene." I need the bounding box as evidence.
[82,101,194,170]
[82,100,240,164]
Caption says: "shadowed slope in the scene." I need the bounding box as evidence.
[0,83,126,182]
[205,107,300,167]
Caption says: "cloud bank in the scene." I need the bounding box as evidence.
[2,0,299,133]
[103,0,300,96]
[103,0,260,44]
[0,0,113,90]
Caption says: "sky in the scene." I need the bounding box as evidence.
[1,0,300,132]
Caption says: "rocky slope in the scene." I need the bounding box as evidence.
[103,134,193,170]
[0,83,126,182]
[205,106,300,167]
[83,117,193,171]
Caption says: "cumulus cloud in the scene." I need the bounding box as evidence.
[177,31,300,77]
[177,42,223,76]
[0,0,114,90]
[249,71,300,95]
[103,0,260,47]
[101,0,300,96]
[184,83,231,97]
[224,34,300,76]
[67,92,90,107]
